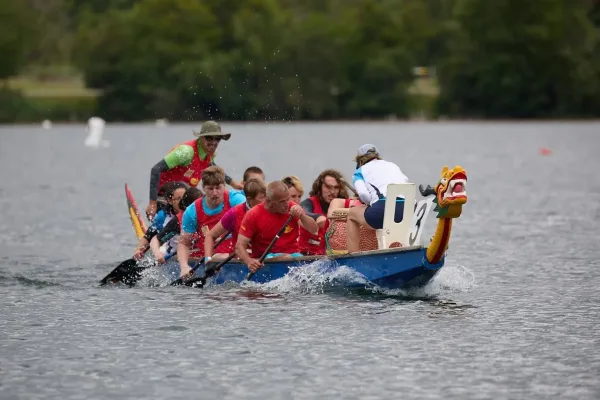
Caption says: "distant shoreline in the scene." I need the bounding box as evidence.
[3,118,600,127]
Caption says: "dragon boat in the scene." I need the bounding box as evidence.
[152,165,468,290]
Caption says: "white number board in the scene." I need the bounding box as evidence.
[408,196,435,246]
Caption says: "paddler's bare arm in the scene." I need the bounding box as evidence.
[236,234,263,272]
[177,232,194,277]
[298,214,319,235]
[149,236,165,264]
[204,222,227,259]
[290,204,319,235]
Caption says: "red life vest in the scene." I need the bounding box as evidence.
[298,196,329,256]
[193,191,233,255]
[157,139,213,189]
[174,209,203,258]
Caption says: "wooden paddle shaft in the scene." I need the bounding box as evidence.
[340,179,358,197]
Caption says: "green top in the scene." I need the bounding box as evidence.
[163,140,214,168]
[162,140,232,185]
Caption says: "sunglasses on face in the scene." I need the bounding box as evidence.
[204,136,222,142]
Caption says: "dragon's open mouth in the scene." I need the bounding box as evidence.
[443,173,467,201]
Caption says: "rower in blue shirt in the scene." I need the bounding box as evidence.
[177,166,246,279]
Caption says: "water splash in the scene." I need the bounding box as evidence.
[121,258,476,300]
[364,263,477,299]
[248,260,476,298]
[134,259,171,287]
[255,258,371,294]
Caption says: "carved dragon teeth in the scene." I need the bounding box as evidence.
[443,178,467,200]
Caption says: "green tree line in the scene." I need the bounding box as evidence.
[2,0,600,121]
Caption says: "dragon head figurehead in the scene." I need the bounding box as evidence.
[420,166,467,218]
[434,165,467,218]
[420,166,468,265]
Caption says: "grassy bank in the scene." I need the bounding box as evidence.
[2,72,440,123]
[8,76,100,98]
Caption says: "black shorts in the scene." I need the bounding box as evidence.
[364,199,405,229]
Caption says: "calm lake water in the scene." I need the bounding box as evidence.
[1,121,599,399]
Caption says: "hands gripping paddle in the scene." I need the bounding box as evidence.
[169,234,230,286]
[179,252,238,288]
[245,215,294,281]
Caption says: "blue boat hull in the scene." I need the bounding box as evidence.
[160,246,445,290]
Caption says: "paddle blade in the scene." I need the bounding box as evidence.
[180,276,208,288]
[99,258,148,286]
[99,258,137,286]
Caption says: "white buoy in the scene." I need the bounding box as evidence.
[41,120,52,129]
[84,117,109,148]
[155,118,169,127]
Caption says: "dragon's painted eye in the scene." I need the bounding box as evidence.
[440,177,448,185]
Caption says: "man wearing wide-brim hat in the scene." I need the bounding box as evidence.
[146,121,242,221]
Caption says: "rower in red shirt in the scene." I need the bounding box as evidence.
[236,181,318,273]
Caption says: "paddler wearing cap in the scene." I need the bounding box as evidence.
[346,144,410,253]
[146,121,242,221]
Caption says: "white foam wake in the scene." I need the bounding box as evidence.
[132,257,476,298]
[246,260,476,298]
[255,259,371,294]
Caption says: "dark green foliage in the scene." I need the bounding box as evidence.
[437,0,600,118]
[0,0,39,79]
[2,0,600,122]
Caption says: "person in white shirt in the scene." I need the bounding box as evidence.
[347,144,409,253]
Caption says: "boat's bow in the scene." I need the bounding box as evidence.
[424,165,468,266]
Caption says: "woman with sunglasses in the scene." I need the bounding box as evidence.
[145,120,242,221]
[148,187,204,264]
[133,181,188,259]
